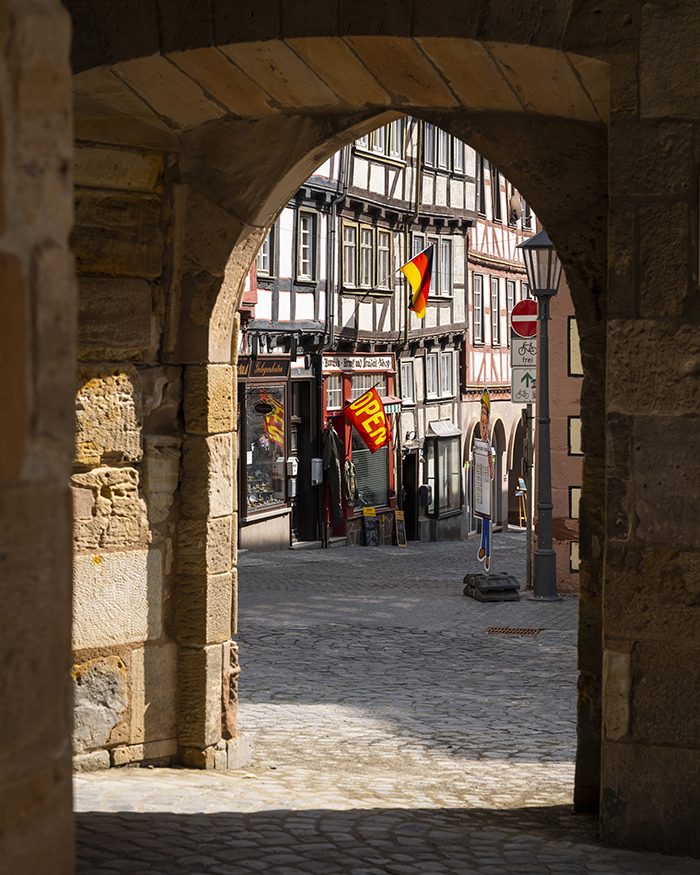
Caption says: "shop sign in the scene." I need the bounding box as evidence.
[238,358,290,378]
[323,354,394,373]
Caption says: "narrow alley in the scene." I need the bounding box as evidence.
[75,537,700,874]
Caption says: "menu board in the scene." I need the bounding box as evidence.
[395,510,407,547]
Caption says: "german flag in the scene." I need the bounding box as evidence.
[401,244,434,319]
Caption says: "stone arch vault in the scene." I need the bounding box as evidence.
[2,3,700,872]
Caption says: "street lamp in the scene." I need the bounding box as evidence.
[516,229,562,601]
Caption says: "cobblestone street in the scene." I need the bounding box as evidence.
[75,535,700,874]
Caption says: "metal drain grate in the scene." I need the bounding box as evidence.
[485,627,541,636]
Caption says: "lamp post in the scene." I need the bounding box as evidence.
[516,229,562,601]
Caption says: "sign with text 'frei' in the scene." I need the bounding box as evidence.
[510,335,537,404]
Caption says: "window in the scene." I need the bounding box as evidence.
[256,227,273,276]
[377,230,391,289]
[359,226,373,287]
[425,437,462,517]
[389,119,404,158]
[245,385,286,513]
[522,199,532,229]
[507,280,516,336]
[439,238,452,296]
[424,123,435,166]
[343,224,357,287]
[473,274,484,343]
[357,133,369,150]
[453,139,464,174]
[400,360,414,404]
[352,429,389,510]
[568,416,583,456]
[522,281,530,299]
[441,351,453,396]
[297,212,316,280]
[372,125,387,155]
[351,373,386,400]
[491,167,502,222]
[491,276,500,346]
[413,233,425,257]
[326,374,342,410]
[437,129,450,168]
[426,353,439,398]
[476,155,487,215]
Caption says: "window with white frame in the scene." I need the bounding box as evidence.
[491,166,502,222]
[425,436,461,516]
[357,133,369,150]
[297,212,316,280]
[507,280,515,328]
[473,274,484,343]
[441,351,453,395]
[522,281,530,299]
[359,226,373,288]
[522,199,532,229]
[437,129,450,169]
[400,360,414,404]
[426,352,439,398]
[453,139,465,173]
[424,123,435,166]
[491,276,500,346]
[413,233,425,257]
[377,230,391,289]
[343,224,357,287]
[439,238,452,296]
[372,125,387,155]
[326,374,342,410]
[256,227,273,276]
[389,119,404,158]
[351,373,387,400]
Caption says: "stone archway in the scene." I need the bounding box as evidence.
[6,3,700,870]
[68,25,609,827]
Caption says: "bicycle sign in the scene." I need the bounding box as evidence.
[511,334,537,368]
[511,367,536,403]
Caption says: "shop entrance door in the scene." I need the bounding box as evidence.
[291,380,316,542]
[402,452,419,541]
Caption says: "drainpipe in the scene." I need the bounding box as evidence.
[316,146,349,542]
[395,119,422,512]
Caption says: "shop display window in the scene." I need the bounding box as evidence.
[245,385,286,512]
[425,436,462,517]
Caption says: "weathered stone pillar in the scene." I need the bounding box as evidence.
[0,1,75,872]
[177,364,237,767]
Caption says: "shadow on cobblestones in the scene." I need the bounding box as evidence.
[75,805,699,875]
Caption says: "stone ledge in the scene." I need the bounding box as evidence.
[73,751,110,772]
[111,738,177,766]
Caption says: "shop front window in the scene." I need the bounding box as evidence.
[245,385,286,512]
[425,436,462,517]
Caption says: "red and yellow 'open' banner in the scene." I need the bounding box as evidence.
[343,388,390,454]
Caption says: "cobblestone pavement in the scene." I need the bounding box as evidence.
[75,534,700,874]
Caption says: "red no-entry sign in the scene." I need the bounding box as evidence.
[510,299,538,338]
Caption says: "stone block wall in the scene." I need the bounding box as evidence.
[0,2,76,873]
[70,143,199,770]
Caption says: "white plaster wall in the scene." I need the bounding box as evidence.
[435,175,447,206]
[369,163,385,196]
[353,157,369,189]
[295,292,315,321]
[278,207,294,279]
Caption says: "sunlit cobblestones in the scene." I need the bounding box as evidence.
[75,536,700,874]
